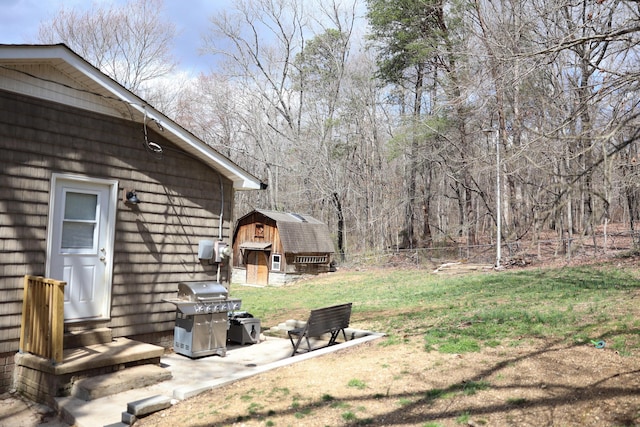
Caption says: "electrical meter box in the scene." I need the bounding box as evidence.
[214,241,229,263]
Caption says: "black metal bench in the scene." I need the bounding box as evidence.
[288,303,352,356]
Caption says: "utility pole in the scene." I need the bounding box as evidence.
[483,129,501,268]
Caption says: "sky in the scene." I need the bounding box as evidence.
[0,0,227,74]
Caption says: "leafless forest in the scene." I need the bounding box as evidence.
[38,0,640,262]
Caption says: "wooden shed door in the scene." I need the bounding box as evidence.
[246,251,269,285]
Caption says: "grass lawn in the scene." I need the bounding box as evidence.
[138,260,640,427]
[231,262,640,356]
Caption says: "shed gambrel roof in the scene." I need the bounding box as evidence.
[253,209,335,254]
[0,44,264,190]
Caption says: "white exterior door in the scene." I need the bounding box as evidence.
[47,175,117,322]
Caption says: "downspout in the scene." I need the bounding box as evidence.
[217,170,224,241]
[216,170,224,283]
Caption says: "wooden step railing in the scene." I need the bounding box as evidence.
[19,275,66,363]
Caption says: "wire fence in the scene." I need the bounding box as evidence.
[342,230,640,269]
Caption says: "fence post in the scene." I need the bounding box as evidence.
[19,275,66,364]
[18,276,31,354]
[51,279,65,363]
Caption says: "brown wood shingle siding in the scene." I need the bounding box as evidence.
[0,89,233,353]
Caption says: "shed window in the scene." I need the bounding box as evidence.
[271,254,281,271]
[295,255,328,264]
[255,223,264,237]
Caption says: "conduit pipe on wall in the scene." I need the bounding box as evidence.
[216,169,224,283]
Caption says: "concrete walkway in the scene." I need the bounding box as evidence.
[51,333,383,426]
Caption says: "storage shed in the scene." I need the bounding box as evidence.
[231,209,335,286]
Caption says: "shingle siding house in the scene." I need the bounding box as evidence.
[231,209,335,286]
[0,44,263,394]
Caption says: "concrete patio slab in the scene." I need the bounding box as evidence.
[53,332,384,427]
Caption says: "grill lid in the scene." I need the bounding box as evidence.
[178,281,228,301]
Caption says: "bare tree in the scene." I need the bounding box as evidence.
[37,0,177,96]
[201,0,308,212]
[519,0,640,252]
[295,14,363,258]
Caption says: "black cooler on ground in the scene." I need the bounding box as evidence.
[228,312,261,345]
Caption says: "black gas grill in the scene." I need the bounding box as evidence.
[164,281,241,358]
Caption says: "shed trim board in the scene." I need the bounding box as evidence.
[0,44,264,190]
[239,242,273,250]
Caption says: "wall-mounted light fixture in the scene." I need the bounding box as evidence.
[123,188,140,204]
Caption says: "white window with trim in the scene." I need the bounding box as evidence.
[271,254,281,271]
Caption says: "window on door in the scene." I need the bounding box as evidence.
[61,192,98,252]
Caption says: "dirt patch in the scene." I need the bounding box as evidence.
[137,336,640,426]
[0,391,69,427]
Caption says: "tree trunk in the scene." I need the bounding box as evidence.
[402,64,424,249]
[333,192,346,261]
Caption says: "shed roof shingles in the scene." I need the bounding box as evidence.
[254,209,335,254]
